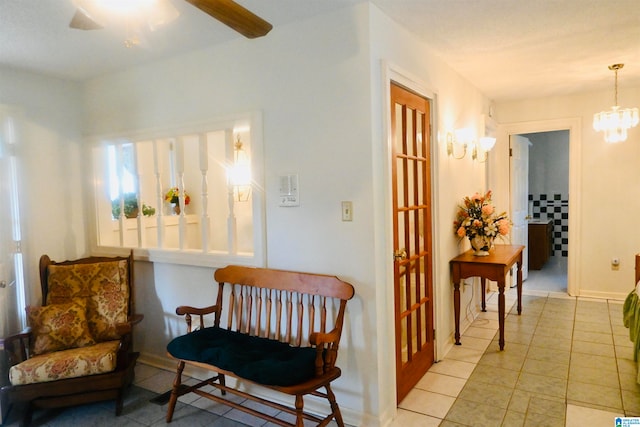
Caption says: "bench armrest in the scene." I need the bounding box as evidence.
[309,329,340,346]
[310,328,342,374]
[175,304,219,332]
[0,328,32,366]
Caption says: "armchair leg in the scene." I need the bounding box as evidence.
[115,389,124,416]
[20,402,33,427]
[166,361,185,423]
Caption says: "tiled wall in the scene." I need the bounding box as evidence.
[528,193,569,257]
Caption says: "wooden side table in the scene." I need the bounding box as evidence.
[450,245,525,350]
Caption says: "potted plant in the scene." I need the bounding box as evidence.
[111,193,155,219]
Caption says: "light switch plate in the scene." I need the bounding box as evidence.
[279,174,299,207]
[342,201,353,221]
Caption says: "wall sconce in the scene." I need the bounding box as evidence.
[229,135,252,202]
[472,137,497,162]
[446,129,472,159]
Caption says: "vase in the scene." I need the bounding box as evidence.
[172,204,180,215]
[469,235,493,256]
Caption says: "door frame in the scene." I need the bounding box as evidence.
[382,62,442,396]
[490,118,581,295]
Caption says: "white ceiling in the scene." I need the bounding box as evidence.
[1,0,640,102]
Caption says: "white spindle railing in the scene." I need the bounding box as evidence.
[174,137,186,250]
[153,139,165,248]
[199,133,210,253]
[133,142,144,248]
[94,116,263,266]
[226,129,238,255]
[115,144,126,247]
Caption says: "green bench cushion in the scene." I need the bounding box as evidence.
[167,327,318,386]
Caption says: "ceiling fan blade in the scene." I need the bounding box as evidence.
[69,8,103,30]
[184,0,272,39]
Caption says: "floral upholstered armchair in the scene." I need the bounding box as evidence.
[0,251,142,426]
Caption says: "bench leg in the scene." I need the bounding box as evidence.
[326,384,344,427]
[166,361,185,423]
[294,395,304,427]
[219,373,226,396]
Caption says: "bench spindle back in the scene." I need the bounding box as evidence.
[213,265,354,348]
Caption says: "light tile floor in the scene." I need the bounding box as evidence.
[392,256,640,426]
[4,256,638,426]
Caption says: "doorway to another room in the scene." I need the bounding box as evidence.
[520,130,569,294]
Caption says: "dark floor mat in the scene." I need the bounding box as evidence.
[149,384,189,405]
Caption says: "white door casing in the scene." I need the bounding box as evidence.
[509,134,530,282]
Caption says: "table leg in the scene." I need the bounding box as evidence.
[517,261,523,315]
[498,280,505,351]
[454,280,461,345]
[480,278,487,312]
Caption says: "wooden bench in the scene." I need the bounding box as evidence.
[165,265,355,427]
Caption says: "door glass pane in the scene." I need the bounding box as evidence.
[421,304,428,348]
[416,111,424,158]
[394,104,404,154]
[417,160,424,206]
[408,261,416,307]
[407,159,415,208]
[401,315,408,364]
[410,310,417,359]
[407,211,415,257]
[417,208,425,253]
[406,108,414,157]
[396,158,405,208]
[397,211,405,256]
[398,269,406,312]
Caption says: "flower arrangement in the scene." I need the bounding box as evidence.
[165,187,190,205]
[453,190,510,241]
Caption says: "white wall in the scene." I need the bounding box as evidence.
[495,88,640,299]
[0,67,86,307]
[527,130,569,197]
[0,3,495,425]
[83,4,377,424]
[367,5,492,422]
[80,3,494,424]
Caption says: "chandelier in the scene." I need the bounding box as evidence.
[593,64,639,143]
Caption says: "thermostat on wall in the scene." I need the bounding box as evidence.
[279,174,299,207]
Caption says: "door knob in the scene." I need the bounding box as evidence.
[0,280,6,289]
[393,249,407,261]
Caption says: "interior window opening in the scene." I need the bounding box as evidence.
[90,114,264,268]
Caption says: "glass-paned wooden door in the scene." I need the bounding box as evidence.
[390,82,434,403]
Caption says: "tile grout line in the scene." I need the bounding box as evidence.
[507,293,548,426]
[608,298,626,417]
[565,294,577,423]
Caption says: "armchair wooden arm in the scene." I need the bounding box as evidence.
[0,328,32,366]
[175,304,219,332]
[114,313,144,336]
